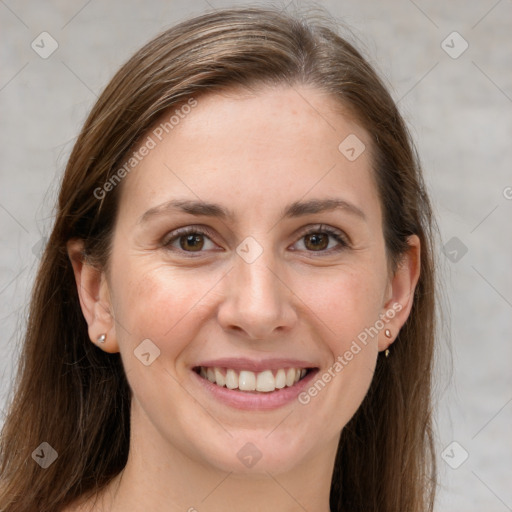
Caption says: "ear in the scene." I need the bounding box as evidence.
[67,238,119,353]
[378,234,421,352]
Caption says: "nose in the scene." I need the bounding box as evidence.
[217,251,298,341]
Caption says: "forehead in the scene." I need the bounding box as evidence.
[117,85,381,228]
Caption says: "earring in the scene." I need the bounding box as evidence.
[384,329,391,357]
[97,333,107,343]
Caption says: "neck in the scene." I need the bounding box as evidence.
[97,402,337,512]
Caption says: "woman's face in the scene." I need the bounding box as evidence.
[90,85,418,475]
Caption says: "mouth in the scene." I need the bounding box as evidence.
[191,357,320,410]
[193,365,314,393]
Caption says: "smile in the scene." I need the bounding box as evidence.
[194,366,310,393]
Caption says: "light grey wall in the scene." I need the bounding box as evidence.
[1,1,511,510]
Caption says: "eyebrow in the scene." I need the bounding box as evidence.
[139,197,367,224]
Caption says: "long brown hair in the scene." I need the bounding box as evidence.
[0,6,438,511]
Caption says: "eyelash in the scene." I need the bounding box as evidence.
[161,224,350,257]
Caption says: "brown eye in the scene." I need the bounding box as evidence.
[293,225,349,254]
[179,234,205,252]
[303,233,329,251]
[163,226,217,254]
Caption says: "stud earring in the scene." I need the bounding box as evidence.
[384,329,392,357]
[97,333,107,343]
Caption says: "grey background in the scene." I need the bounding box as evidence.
[1,0,511,510]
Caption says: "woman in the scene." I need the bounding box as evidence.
[0,6,438,511]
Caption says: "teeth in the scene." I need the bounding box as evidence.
[197,366,309,392]
[206,367,216,383]
[214,368,225,387]
[225,368,238,390]
[285,368,296,387]
[275,369,286,389]
[239,370,256,391]
[256,370,275,392]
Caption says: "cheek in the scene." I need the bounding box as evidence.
[292,267,385,425]
[109,261,224,360]
[299,266,387,343]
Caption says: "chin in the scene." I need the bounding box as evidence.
[183,424,319,476]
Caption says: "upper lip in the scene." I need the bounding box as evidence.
[193,357,319,372]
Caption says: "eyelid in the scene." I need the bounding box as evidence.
[299,224,350,246]
[289,224,350,257]
[161,224,218,247]
[161,223,350,255]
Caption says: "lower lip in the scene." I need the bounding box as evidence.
[191,369,319,411]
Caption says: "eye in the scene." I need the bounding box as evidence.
[162,224,349,256]
[292,224,349,254]
[162,226,218,254]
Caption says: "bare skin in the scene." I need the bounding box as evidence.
[66,85,420,511]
